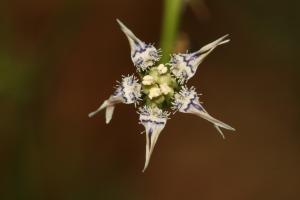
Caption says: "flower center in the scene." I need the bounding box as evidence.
[141,64,178,108]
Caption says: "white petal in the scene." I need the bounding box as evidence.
[197,34,230,54]
[189,107,235,138]
[143,124,165,172]
[88,75,141,123]
[105,105,115,124]
[88,96,124,123]
[116,19,143,49]
[139,107,169,171]
[117,19,160,70]
[170,35,230,82]
[88,100,108,118]
[120,75,142,104]
[173,86,235,138]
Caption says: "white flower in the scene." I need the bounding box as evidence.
[159,83,172,95]
[89,19,235,171]
[157,64,168,74]
[142,75,155,85]
[148,87,162,99]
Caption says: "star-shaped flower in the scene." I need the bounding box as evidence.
[89,19,235,171]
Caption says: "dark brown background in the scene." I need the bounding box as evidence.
[0,0,299,199]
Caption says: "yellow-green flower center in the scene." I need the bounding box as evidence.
[141,64,178,108]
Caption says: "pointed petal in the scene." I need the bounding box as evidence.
[190,35,230,69]
[144,129,151,171]
[116,19,143,50]
[173,86,235,137]
[139,106,169,171]
[88,100,109,118]
[88,95,123,123]
[214,125,225,139]
[143,125,164,172]
[170,35,230,82]
[105,105,115,124]
[89,75,141,123]
[196,34,230,54]
[117,19,161,70]
[189,106,235,138]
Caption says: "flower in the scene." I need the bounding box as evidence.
[89,19,235,171]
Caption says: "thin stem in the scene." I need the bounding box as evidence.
[159,0,183,63]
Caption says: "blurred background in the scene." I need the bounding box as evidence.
[0,0,299,199]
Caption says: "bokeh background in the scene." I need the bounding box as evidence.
[1,0,299,199]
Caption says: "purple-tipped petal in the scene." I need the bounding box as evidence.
[118,75,142,104]
[170,35,230,83]
[173,86,235,138]
[88,75,141,123]
[117,19,161,71]
[139,106,170,171]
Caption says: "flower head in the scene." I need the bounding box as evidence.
[89,19,235,171]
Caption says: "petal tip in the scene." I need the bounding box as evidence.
[230,127,236,132]
[116,18,124,28]
[88,112,95,118]
[142,165,148,173]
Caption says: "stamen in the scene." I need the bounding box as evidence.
[157,64,168,74]
[148,87,162,99]
[142,75,155,85]
[159,83,172,95]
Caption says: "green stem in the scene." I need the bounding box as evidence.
[159,0,183,63]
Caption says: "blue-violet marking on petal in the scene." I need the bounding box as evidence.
[170,35,230,83]
[88,75,141,123]
[173,86,235,138]
[139,106,170,171]
[117,19,161,71]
